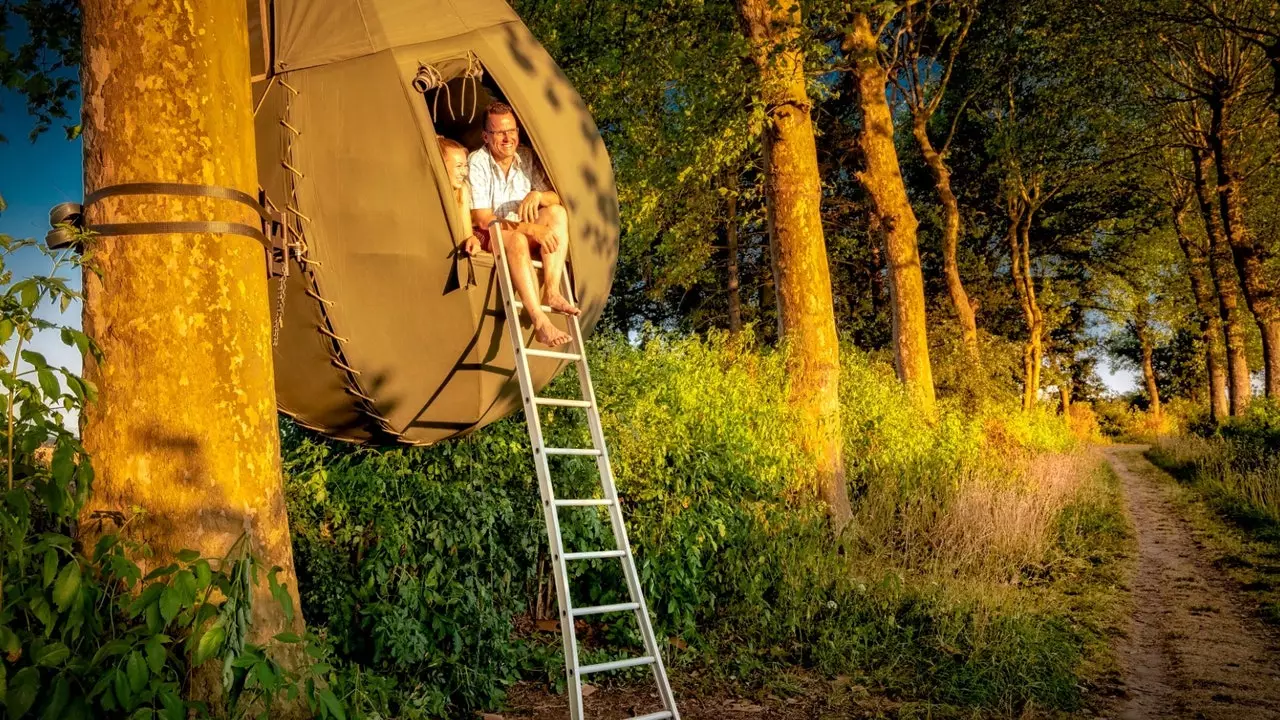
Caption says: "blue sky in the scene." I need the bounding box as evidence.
[0,87,85,409]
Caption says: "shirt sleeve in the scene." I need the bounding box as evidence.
[468,152,493,210]
[528,150,552,193]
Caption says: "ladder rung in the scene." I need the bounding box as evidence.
[534,397,592,408]
[544,447,602,456]
[572,602,640,618]
[579,656,656,675]
[530,259,544,269]
[554,498,613,507]
[523,348,581,361]
[629,713,674,720]
[564,550,626,561]
[513,299,558,314]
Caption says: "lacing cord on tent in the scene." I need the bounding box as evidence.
[274,73,408,442]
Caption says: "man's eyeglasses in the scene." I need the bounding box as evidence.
[484,128,519,139]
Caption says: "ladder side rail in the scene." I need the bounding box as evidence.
[493,222,586,720]
[560,273,681,718]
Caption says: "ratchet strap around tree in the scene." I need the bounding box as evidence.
[46,182,288,278]
[46,182,280,251]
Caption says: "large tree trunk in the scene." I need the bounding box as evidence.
[80,0,305,700]
[1172,203,1230,423]
[737,0,852,528]
[1192,147,1252,414]
[912,116,979,363]
[845,13,936,414]
[1209,96,1280,398]
[726,175,743,334]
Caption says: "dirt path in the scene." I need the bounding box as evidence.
[1104,445,1280,720]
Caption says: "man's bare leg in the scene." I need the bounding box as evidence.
[536,205,580,316]
[502,228,570,347]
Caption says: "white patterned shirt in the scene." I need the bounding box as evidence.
[468,145,551,222]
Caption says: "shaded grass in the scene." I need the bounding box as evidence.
[1147,438,1280,625]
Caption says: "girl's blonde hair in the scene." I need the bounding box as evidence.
[438,137,467,155]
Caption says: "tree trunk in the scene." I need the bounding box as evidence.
[912,116,978,363]
[79,0,305,700]
[1137,320,1162,420]
[726,176,742,334]
[845,13,936,415]
[1192,146,1252,415]
[1209,95,1280,398]
[1007,195,1043,411]
[1171,203,1229,423]
[737,0,852,529]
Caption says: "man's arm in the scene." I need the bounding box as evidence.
[471,206,552,246]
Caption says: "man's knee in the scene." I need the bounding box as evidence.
[504,230,530,253]
[540,204,567,225]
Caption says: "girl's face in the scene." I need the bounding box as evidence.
[444,147,468,190]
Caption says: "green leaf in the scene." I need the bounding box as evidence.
[0,626,19,655]
[112,667,133,711]
[19,350,46,371]
[51,560,81,612]
[193,560,212,590]
[175,549,200,563]
[142,564,177,582]
[172,570,197,606]
[0,319,12,345]
[144,636,167,675]
[90,639,131,668]
[144,602,163,634]
[272,632,301,644]
[34,641,70,667]
[19,280,39,309]
[128,710,154,720]
[6,667,40,719]
[38,676,69,720]
[159,586,180,625]
[159,691,184,720]
[126,651,148,693]
[316,688,347,720]
[0,662,6,700]
[193,625,226,666]
[51,442,75,485]
[42,549,58,588]
[36,368,59,399]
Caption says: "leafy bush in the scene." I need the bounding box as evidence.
[0,239,338,720]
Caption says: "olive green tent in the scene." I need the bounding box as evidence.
[251,0,620,445]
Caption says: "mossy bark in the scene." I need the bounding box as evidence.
[79,0,305,706]
[1136,312,1162,420]
[737,0,851,529]
[1006,193,1044,411]
[845,13,936,415]
[1192,147,1252,414]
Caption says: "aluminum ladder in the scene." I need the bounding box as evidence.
[491,223,680,720]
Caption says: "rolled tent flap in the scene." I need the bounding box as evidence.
[253,0,620,446]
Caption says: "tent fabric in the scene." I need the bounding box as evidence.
[274,0,519,73]
[254,1,620,445]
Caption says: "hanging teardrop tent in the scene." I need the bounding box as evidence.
[250,0,620,446]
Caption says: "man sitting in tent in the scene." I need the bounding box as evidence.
[466,101,579,348]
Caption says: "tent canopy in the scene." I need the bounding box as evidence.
[252,0,620,445]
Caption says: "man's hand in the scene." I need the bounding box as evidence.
[523,223,561,254]
[462,234,483,256]
[518,191,543,223]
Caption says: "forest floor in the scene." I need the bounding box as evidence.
[495,447,1280,719]
[1101,445,1280,720]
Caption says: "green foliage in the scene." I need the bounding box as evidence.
[0,239,344,719]
[284,331,1115,717]
[0,1,81,141]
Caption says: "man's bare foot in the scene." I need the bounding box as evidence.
[545,293,581,317]
[532,318,572,347]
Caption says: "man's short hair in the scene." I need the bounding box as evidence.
[484,101,516,129]
[437,137,467,154]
